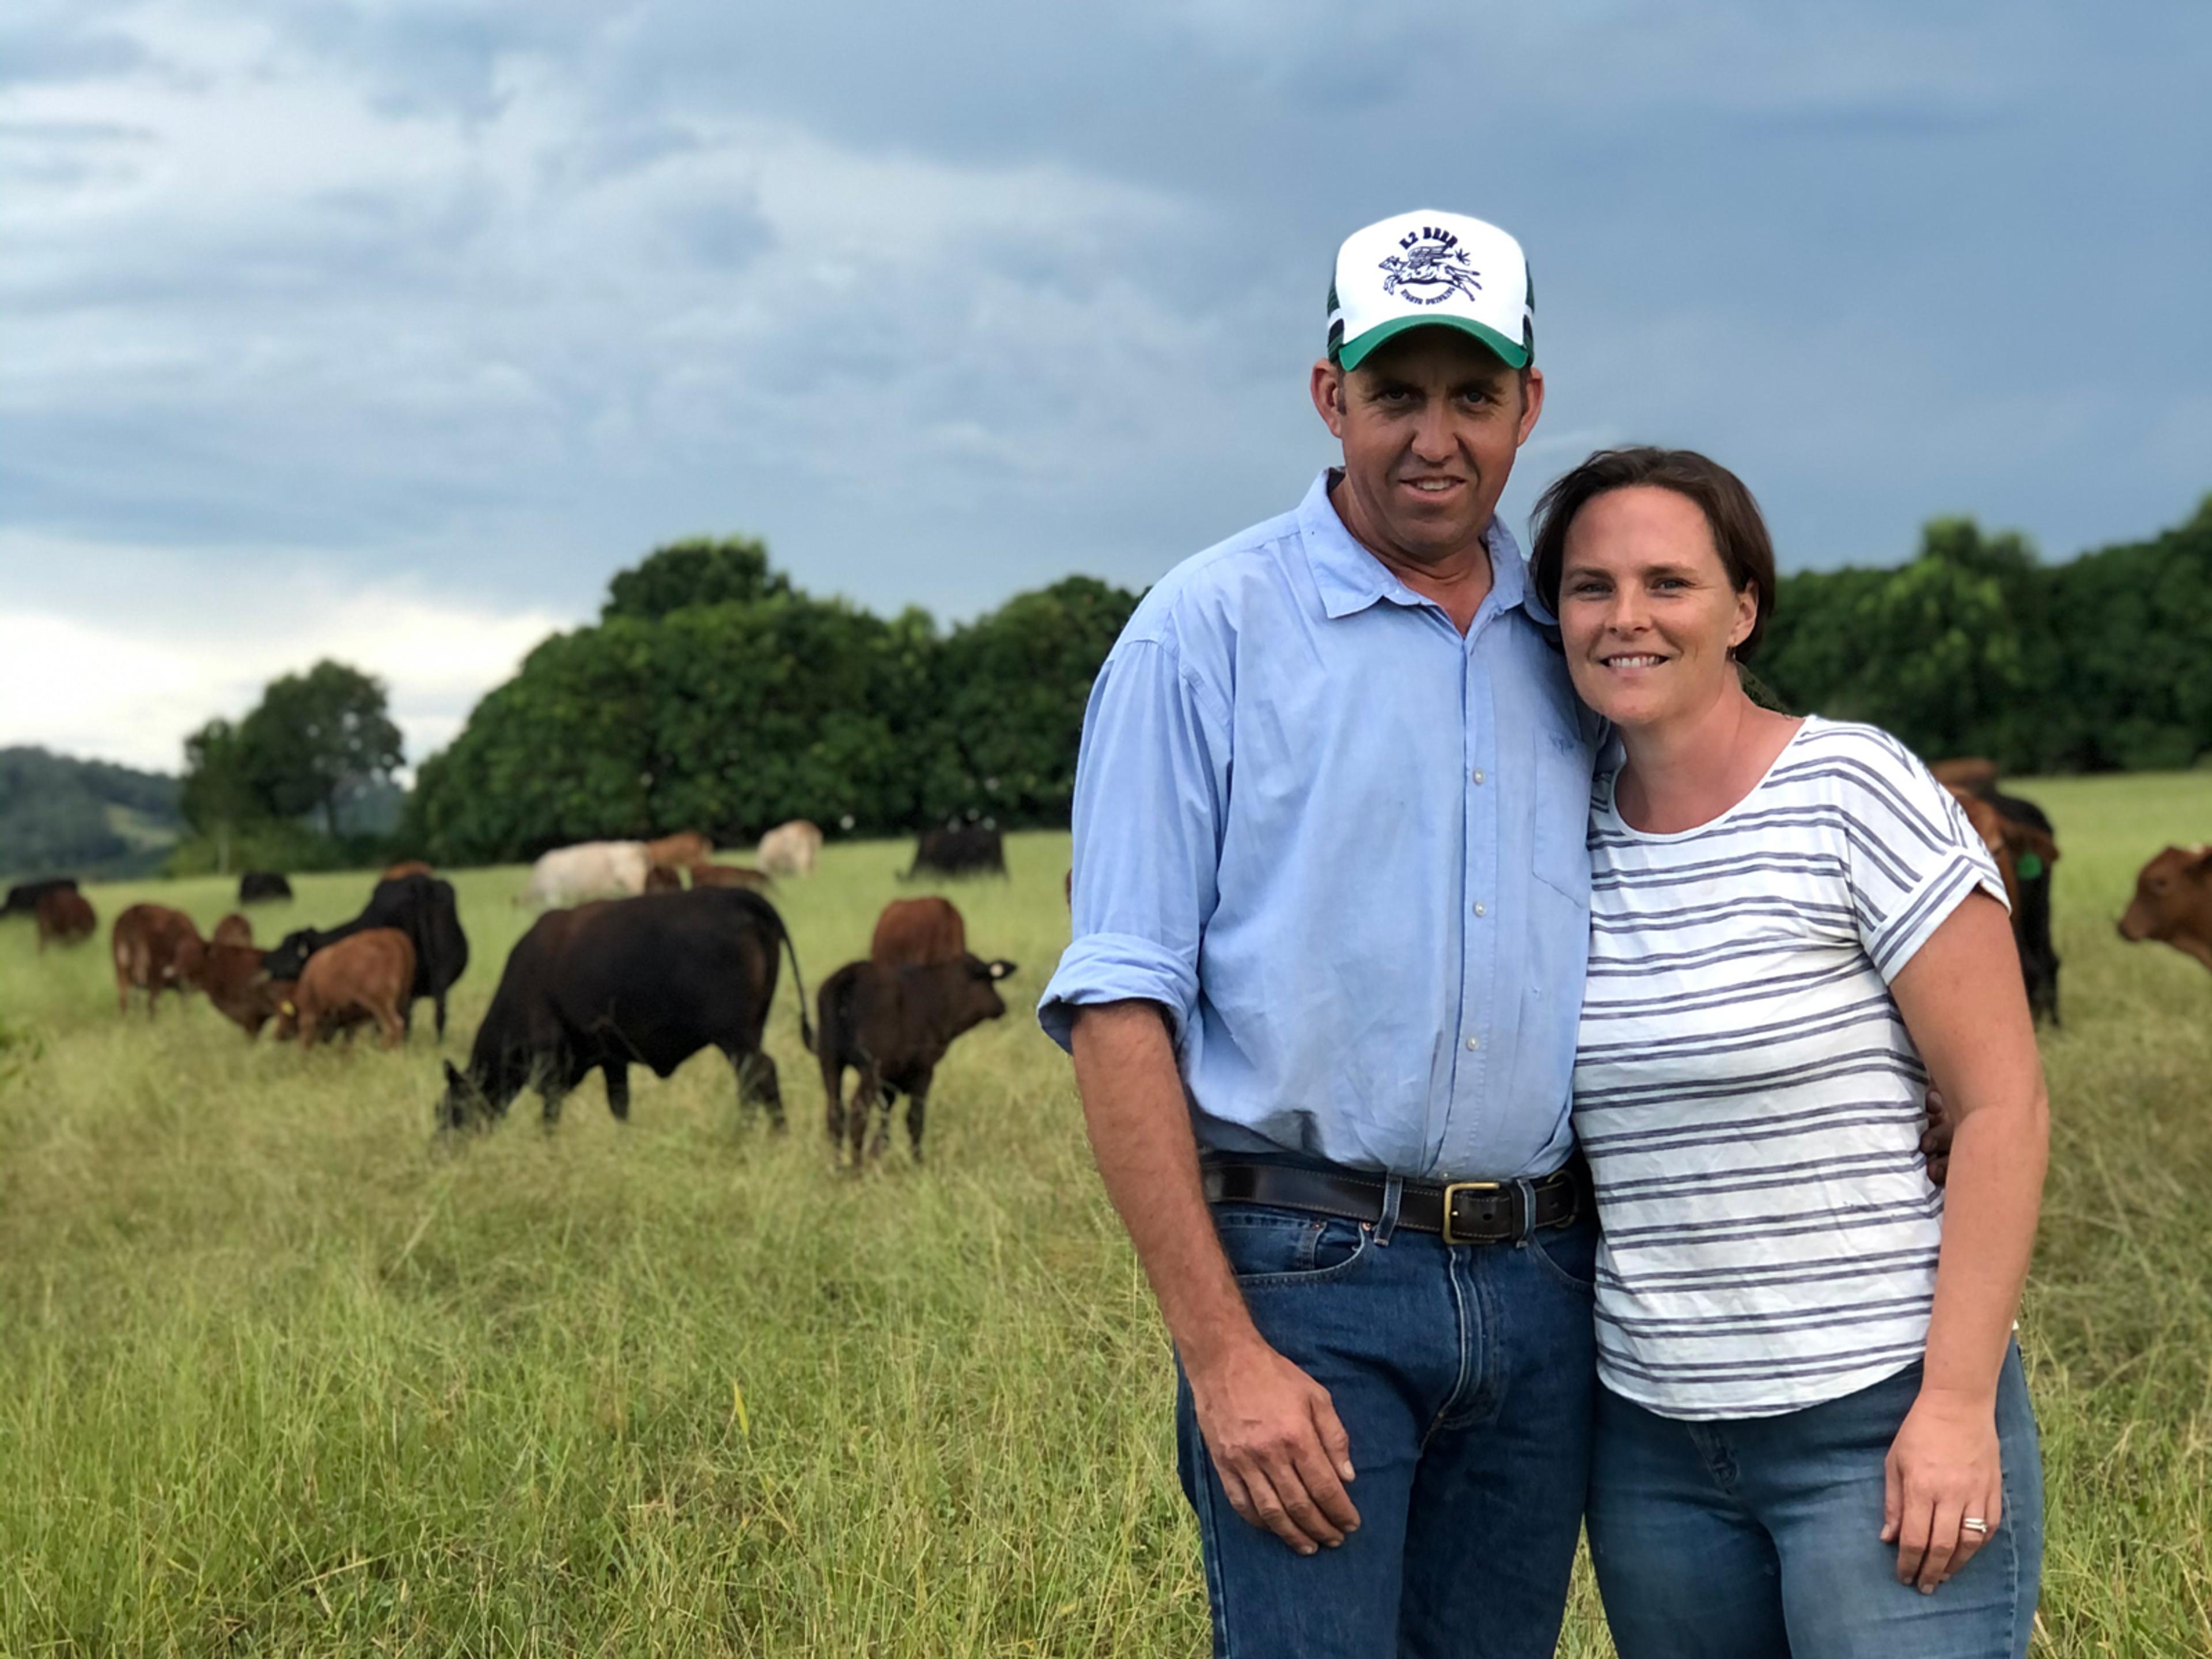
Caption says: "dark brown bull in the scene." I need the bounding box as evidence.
[35,888,96,950]
[870,896,967,967]
[110,904,206,1017]
[814,954,1015,1165]
[2118,846,2212,975]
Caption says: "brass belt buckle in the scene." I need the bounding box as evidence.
[1440,1180,1503,1245]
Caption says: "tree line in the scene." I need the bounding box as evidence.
[400,539,1141,865]
[162,495,2209,874]
[1757,495,2212,774]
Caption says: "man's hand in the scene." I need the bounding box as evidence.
[1186,1335,1360,1554]
[1921,1084,1953,1187]
[1069,1002,1358,1554]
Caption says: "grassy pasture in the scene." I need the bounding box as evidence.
[1,776,2209,1656]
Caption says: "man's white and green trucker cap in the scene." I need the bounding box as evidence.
[1326,210,1534,371]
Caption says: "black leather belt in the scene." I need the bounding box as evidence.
[1203,1159,1584,1245]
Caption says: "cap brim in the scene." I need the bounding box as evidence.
[1339,315,1529,372]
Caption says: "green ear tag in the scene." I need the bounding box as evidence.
[2016,853,2044,881]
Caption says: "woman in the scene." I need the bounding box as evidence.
[1527,448,2047,1658]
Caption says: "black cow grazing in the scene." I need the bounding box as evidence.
[263,873,469,1039]
[1990,790,2061,1024]
[815,954,1015,1165]
[238,870,293,903]
[3,876,78,919]
[904,825,1006,880]
[437,887,812,1132]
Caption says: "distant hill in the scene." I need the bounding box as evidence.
[0,748,184,882]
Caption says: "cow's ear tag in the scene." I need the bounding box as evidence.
[2016,852,2044,881]
[280,1001,297,1017]
[987,960,1015,980]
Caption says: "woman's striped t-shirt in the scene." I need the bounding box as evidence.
[1572,717,2008,1420]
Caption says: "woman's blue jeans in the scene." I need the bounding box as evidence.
[1175,1193,1601,1659]
[1586,1344,2043,1658]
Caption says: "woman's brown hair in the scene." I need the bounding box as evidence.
[1528,447,1778,660]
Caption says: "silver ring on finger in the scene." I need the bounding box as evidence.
[1961,1517,1989,1535]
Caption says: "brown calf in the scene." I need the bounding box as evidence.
[646,831,712,872]
[689,862,772,890]
[290,927,418,1049]
[870,896,967,967]
[382,860,435,881]
[211,912,255,948]
[2118,846,2212,975]
[110,904,206,1017]
[35,888,96,950]
[1930,757,2001,799]
[199,942,288,1038]
[643,864,683,892]
[815,954,1015,1165]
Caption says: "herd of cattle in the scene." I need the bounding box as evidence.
[6,782,2210,1145]
[2,819,1021,1166]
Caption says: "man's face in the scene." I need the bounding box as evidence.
[1310,328,1543,566]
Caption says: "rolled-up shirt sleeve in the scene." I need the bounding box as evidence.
[1038,634,1228,1053]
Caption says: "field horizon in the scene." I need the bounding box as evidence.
[3,777,2210,1655]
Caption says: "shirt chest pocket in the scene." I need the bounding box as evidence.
[1530,713,1593,905]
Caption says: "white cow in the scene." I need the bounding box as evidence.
[756,819,824,879]
[518,840,652,908]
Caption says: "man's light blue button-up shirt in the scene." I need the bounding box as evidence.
[1039,469,1597,1180]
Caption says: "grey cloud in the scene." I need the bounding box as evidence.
[0,0,2206,718]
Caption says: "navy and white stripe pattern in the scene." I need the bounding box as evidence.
[1574,718,2007,1419]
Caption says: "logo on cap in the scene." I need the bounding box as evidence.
[1378,226,1483,308]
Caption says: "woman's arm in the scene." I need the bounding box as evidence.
[1884,890,2050,1592]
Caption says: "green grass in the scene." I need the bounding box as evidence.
[1,779,2209,1656]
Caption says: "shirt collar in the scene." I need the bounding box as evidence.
[1297,468,1534,623]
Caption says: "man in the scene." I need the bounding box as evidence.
[1040,210,1601,1658]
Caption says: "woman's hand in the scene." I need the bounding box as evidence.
[1882,1387,2003,1592]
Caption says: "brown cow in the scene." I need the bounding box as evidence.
[690,862,772,890]
[815,954,1015,1165]
[2118,846,2212,974]
[111,904,206,1017]
[34,888,96,950]
[1945,786,2026,915]
[646,831,713,872]
[382,860,435,881]
[1931,757,2001,799]
[643,864,683,892]
[289,927,417,1049]
[199,942,289,1038]
[211,912,255,948]
[870,896,967,967]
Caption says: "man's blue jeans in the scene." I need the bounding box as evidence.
[1175,1190,1600,1659]
[1586,1346,2043,1658]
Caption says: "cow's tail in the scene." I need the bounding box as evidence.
[775,911,816,1054]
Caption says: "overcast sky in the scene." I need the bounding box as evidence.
[5,0,2207,774]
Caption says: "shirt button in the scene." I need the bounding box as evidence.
[1465,1036,1480,1052]
[1471,768,1486,785]
[1473,901,1487,918]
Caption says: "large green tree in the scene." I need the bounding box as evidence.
[236,660,406,835]
[406,540,1139,864]
[602,536,790,622]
